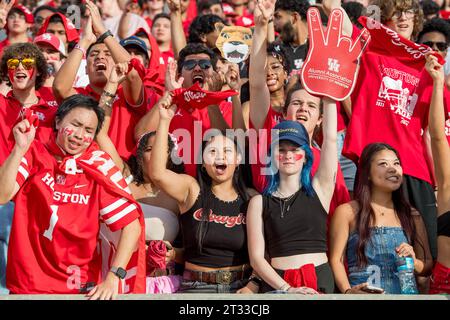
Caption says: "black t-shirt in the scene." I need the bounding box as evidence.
[273,40,309,76]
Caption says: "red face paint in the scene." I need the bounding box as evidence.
[82,136,93,144]
[26,68,35,79]
[8,69,15,84]
[278,152,304,161]
[61,127,75,136]
[294,154,304,161]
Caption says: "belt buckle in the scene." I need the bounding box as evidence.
[217,271,233,284]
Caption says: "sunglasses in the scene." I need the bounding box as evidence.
[422,41,448,52]
[182,59,212,71]
[7,58,36,70]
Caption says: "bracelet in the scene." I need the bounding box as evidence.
[97,30,113,43]
[102,98,113,108]
[344,288,352,294]
[249,275,262,287]
[103,90,116,98]
[74,44,86,57]
[279,283,291,292]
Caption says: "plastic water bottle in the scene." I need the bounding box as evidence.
[396,256,418,294]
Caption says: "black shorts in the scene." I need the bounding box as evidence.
[259,262,335,293]
[401,174,438,259]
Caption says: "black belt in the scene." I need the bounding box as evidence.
[183,265,251,285]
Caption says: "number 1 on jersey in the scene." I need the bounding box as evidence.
[43,205,59,241]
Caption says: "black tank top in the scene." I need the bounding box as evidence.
[180,193,249,268]
[262,189,328,258]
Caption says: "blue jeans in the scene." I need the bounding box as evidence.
[337,130,357,192]
[346,227,413,294]
[0,202,14,294]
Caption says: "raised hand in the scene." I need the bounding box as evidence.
[82,15,97,46]
[224,63,241,91]
[85,0,107,37]
[425,53,444,85]
[165,60,184,91]
[109,62,129,84]
[254,0,276,26]
[158,93,177,121]
[167,0,181,13]
[0,0,14,29]
[205,71,224,92]
[13,119,36,153]
[301,8,370,101]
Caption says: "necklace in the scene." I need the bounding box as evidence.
[143,183,160,198]
[275,190,299,218]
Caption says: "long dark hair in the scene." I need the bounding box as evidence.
[128,131,184,185]
[354,143,421,267]
[195,131,249,253]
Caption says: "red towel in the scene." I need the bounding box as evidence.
[146,240,167,276]
[283,264,318,291]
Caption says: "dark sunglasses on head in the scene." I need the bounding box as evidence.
[7,58,36,70]
[182,59,212,71]
[422,41,448,52]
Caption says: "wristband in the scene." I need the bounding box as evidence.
[103,90,116,98]
[74,44,86,57]
[97,30,113,43]
[279,283,291,292]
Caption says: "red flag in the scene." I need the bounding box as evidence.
[171,83,238,113]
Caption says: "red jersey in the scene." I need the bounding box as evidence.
[7,139,140,294]
[161,50,175,66]
[76,85,156,160]
[0,91,55,164]
[38,86,58,109]
[343,52,433,183]
[169,100,233,177]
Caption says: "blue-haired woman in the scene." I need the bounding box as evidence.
[246,96,338,294]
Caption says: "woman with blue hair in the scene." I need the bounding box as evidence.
[246,96,338,294]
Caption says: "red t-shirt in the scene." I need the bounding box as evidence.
[161,50,175,66]
[7,140,140,294]
[169,100,233,177]
[76,85,156,160]
[38,86,58,109]
[343,52,433,183]
[0,91,56,164]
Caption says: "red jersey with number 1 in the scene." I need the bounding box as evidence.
[6,140,140,294]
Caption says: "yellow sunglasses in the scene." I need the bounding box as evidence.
[7,58,36,70]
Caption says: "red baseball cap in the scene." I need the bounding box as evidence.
[9,4,34,24]
[235,15,255,27]
[34,33,67,57]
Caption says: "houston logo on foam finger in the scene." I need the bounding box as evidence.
[328,58,340,73]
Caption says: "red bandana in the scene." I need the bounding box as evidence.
[171,83,238,113]
[146,240,167,276]
[358,16,445,68]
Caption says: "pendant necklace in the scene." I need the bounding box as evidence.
[276,190,299,218]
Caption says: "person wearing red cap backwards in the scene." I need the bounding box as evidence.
[53,0,149,162]
[34,33,67,109]
[0,4,33,56]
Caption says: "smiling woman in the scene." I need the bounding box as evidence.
[330,143,433,294]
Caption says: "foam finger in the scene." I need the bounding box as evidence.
[307,7,325,48]
[326,9,344,47]
[350,28,370,59]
